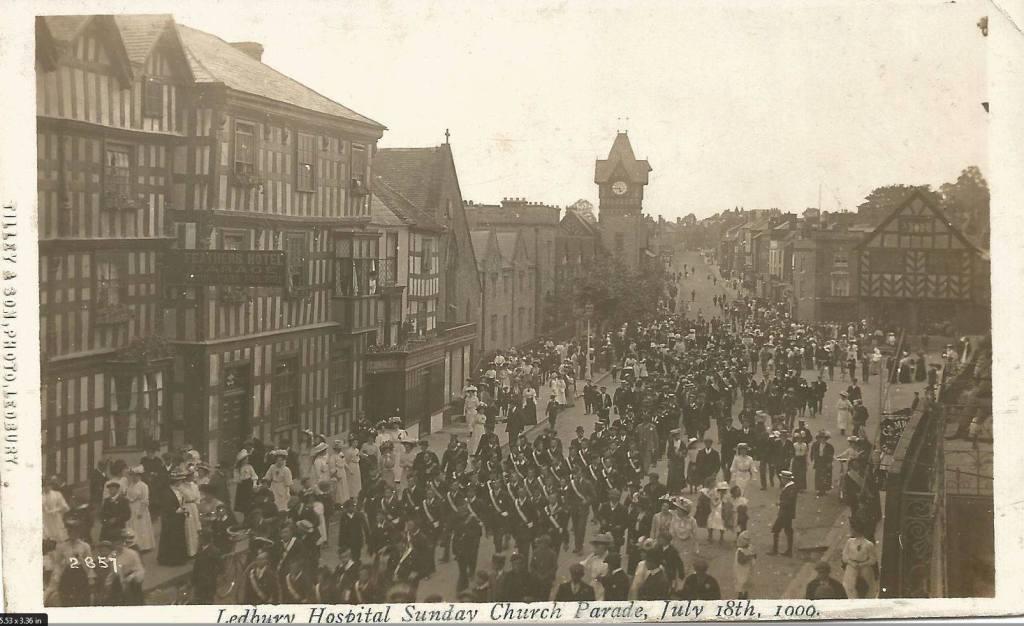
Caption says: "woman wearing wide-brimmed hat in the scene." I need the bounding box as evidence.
[264,449,294,513]
[729,443,757,494]
[125,465,155,552]
[157,469,190,567]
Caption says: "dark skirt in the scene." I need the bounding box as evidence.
[667,459,685,492]
[814,464,833,493]
[792,457,808,490]
[234,478,254,513]
[157,512,189,567]
[695,494,711,527]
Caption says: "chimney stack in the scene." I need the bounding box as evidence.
[230,42,264,62]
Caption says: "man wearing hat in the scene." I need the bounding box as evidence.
[242,541,280,604]
[554,563,596,601]
[45,516,95,606]
[337,498,370,562]
[580,533,612,600]
[810,431,836,496]
[100,481,131,543]
[630,538,670,600]
[694,438,721,487]
[597,386,612,423]
[770,470,798,556]
[412,439,440,478]
[805,561,847,599]
[110,529,146,605]
[452,503,484,593]
[476,422,501,459]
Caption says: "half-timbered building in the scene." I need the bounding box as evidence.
[168,24,386,464]
[855,190,990,333]
[36,15,190,486]
[365,143,480,435]
[36,14,391,481]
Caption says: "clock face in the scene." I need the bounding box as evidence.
[612,181,628,195]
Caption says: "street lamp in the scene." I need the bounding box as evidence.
[584,303,595,380]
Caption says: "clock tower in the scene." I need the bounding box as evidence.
[595,131,652,271]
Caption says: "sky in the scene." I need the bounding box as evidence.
[141,0,987,219]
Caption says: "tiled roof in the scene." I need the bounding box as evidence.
[42,15,92,42]
[175,24,384,128]
[370,193,408,228]
[595,132,651,184]
[113,14,173,67]
[371,177,443,232]
[374,148,441,212]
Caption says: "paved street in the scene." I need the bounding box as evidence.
[139,247,934,601]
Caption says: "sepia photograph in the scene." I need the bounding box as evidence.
[1,0,1022,621]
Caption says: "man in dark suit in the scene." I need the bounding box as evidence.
[336,499,370,561]
[595,491,628,548]
[598,552,630,601]
[770,470,798,556]
[805,561,848,599]
[679,558,721,600]
[331,546,360,603]
[452,505,483,593]
[597,386,613,423]
[554,563,596,601]
[496,552,538,602]
[694,438,721,486]
[582,380,596,415]
[505,403,525,444]
[636,548,670,600]
[476,423,501,459]
[810,431,836,496]
[441,436,467,480]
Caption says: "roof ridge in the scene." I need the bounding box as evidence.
[176,22,384,129]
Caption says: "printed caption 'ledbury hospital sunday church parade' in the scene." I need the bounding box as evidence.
[34,10,993,610]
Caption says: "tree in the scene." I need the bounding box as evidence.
[939,166,989,248]
[572,255,668,328]
[856,184,939,226]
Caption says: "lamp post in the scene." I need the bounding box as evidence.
[584,303,595,380]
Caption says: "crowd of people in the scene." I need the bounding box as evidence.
[41,258,904,606]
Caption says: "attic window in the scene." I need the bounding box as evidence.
[143,78,163,119]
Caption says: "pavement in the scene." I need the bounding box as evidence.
[141,248,938,601]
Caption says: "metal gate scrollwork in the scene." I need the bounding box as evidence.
[900,492,935,597]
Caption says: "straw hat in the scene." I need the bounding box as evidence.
[236,450,250,462]
[310,442,328,456]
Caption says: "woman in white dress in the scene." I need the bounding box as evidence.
[706,486,726,543]
[465,387,483,454]
[553,376,567,406]
[670,499,700,567]
[729,443,757,494]
[125,467,155,552]
[836,392,853,436]
[181,471,202,557]
[345,436,363,502]
[42,479,69,543]
[330,440,350,505]
[310,442,331,490]
[264,451,294,512]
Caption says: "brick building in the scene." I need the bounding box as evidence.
[464,198,559,333]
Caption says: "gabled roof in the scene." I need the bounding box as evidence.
[470,230,500,272]
[40,15,133,85]
[372,177,444,232]
[855,189,981,253]
[114,15,171,66]
[175,24,384,128]
[595,132,652,184]
[42,15,92,42]
[374,147,445,212]
[560,208,599,237]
